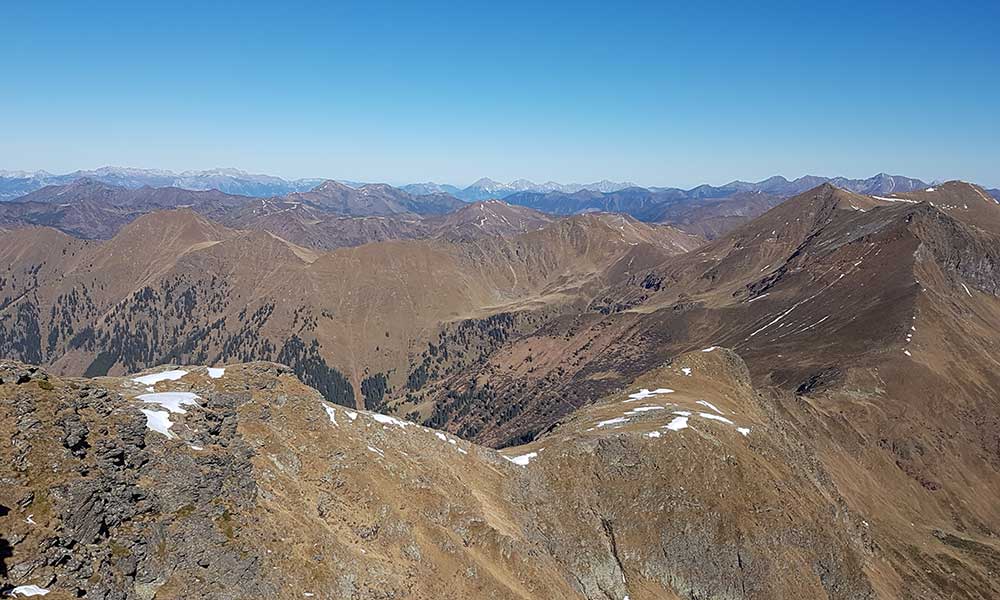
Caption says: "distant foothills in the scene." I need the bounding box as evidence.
[3,166,998,203]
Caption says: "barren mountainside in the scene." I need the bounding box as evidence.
[1,182,1000,598]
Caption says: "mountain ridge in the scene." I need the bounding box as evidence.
[4,166,974,203]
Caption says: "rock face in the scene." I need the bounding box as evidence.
[2,349,987,599]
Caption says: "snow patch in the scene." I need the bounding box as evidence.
[140,409,175,438]
[504,452,537,466]
[736,427,751,436]
[131,369,187,386]
[9,586,50,597]
[207,367,225,379]
[372,413,409,428]
[597,417,629,427]
[138,392,200,414]
[624,388,673,402]
[665,416,689,431]
[645,431,661,438]
[681,367,692,376]
[696,400,724,414]
[345,410,358,421]
[701,346,718,352]
[322,404,337,425]
[625,406,664,415]
[699,412,735,425]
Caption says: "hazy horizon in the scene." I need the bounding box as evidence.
[1,164,982,191]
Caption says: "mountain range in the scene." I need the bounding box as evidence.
[9,166,994,204]
[2,176,1000,598]
[5,170,992,245]
[0,167,326,200]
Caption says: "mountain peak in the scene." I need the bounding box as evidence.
[312,180,353,194]
[469,177,503,187]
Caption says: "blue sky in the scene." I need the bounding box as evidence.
[2,1,998,187]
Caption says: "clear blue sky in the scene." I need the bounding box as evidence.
[2,1,998,187]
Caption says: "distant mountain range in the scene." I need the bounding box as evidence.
[8,166,978,203]
[0,177,467,240]
[403,178,641,201]
[0,167,326,199]
[6,169,994,246]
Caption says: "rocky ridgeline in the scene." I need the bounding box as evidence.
[1,361,267,598]
[0,353,911,598]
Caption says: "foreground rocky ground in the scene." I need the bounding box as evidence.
[3,344,997,599]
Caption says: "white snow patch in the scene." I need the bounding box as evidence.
[747,293,769,303]
[597,417,629,427]
[925,187,936,192]
[645,431,661,438]
[681,367,692,376]
[131,369,188,386]
[696,400,724,414]
[372,413,409,428]
[625,388,673,402]
[665,416,689,431]
[961,283,973,297]
[699,412,735,425]
[25,514,36,525]
[9,586,50,597]
[345,410,358,421]
[736,427,751,437]
[322,404,337,425]
[625,406,664,414]
[138,392,200,414]
[797,314,830,333]
[904,350,912,357]
[504,452,537,466]
[701,346,718,352]
[367,445,384,456]
[435,432,448,442]
[140,409,176,438]
[207,367,225,379]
